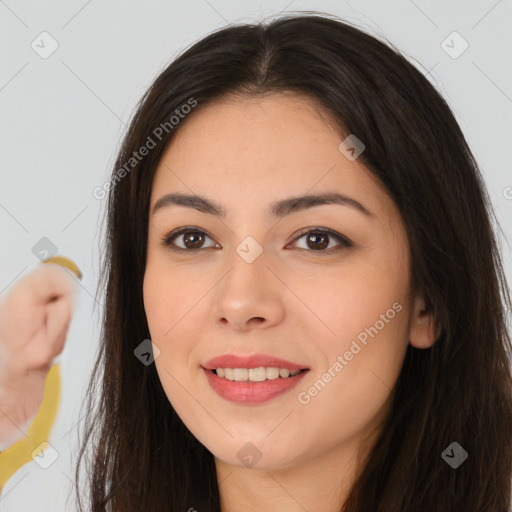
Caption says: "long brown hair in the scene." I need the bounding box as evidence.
[75,12,512,511]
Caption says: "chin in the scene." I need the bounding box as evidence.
[212,441,302,472]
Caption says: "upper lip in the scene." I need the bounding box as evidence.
[203,354,309,371]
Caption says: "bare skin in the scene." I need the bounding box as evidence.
[0,264,76,450]
[143,93,439,511]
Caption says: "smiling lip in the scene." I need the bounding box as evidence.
[203,367,308,403]
[202,354,309,371]
[202,354,310,404]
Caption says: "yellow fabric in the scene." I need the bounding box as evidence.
[0,364,61,495]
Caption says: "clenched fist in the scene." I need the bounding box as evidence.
[0,261,79,451]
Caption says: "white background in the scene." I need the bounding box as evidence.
[0,1,511,510]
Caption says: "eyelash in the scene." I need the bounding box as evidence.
[161,226,353,254]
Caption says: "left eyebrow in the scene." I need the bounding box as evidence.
[152,191,374,218]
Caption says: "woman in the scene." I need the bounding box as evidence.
[75,12,512,512]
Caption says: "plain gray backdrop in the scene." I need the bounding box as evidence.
[1,1,511,510]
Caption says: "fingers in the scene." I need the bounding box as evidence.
[28,263,79,308]
[15,292,74,372]
[44,294,74,363]
[1,263,77,314]
[0,263,79,365]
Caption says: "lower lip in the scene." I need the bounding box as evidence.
[203,368,309,404]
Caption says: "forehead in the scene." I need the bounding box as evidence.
[158,93,343,167]
[150,93,392,220]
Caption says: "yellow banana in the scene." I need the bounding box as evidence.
[42,255,82,280]
[0,365,61,495]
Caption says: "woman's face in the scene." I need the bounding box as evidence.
[143,93,435,471]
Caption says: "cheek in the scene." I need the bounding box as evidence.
[143,262,201,337]
[295,298,409,454]
[297,263,410,401]
[143,265,206,381]
[301,263,407,342]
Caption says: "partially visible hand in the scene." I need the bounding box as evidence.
[0,263,78,450]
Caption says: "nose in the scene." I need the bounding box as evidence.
[210,248,286,332]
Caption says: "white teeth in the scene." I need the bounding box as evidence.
[266,367,280,380]
[233,368,248,381]
[249,367,267,381]
[214,366,303,381]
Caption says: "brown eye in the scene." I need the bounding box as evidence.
[290,228,352,253]
[163,228,218,251]
[182,232,204,249]
[305,232,329,250]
